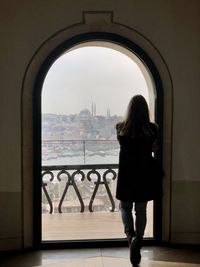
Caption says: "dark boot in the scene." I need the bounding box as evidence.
[130,236,142,266]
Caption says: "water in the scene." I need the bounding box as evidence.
[42,153,119,166]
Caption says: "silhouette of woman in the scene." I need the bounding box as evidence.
[116,95,163,266]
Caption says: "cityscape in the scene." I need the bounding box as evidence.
[42,104,122,141]
[42,107,121,213]
[42,106,122,164]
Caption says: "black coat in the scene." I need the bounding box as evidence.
[116,123,163,202]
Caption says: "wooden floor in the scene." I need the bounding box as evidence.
[42,203,153,240]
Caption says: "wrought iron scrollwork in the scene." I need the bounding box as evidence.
[87,168,117,212]
[58,169,85,213]
[42,170,54,214]
[42,164,118,214]
[87,169,101,212]
[103,169,117,212]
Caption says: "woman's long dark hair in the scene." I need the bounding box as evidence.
[116,95,153,137]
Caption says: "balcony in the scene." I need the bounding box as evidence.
[42,163,153,241]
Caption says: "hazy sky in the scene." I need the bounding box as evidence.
[42,46,149,117]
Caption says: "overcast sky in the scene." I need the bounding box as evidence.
[42,46,149,117]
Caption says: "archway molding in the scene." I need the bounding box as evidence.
[21,11,173,247]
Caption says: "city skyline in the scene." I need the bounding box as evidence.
[42,102,119,118]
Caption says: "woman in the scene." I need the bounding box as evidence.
[116,95,163,266]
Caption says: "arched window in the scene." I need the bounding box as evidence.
[40,41,159,243]
[31,32,164,247]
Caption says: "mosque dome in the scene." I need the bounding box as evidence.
[79,109,92,119]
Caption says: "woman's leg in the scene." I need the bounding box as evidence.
[134,202,148,238]
[129,202,148,266]
[120,201,135,243]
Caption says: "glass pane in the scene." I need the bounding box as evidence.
[41,43,154,241]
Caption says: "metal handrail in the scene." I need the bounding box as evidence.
[42,140,119,164]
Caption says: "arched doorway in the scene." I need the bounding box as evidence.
[33,33,163,247]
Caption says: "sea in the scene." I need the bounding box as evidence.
[42,153,119,166]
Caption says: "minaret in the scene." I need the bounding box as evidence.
[91,102,94,116]
[91,102,96,116]
[94,102,96,116]
[107,108,110,118]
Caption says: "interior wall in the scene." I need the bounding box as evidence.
[0,0,200,250]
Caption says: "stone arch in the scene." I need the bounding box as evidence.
[21,11,173,247]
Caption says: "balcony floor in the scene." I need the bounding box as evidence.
[42,211,153,241]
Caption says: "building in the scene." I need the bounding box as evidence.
[0,1,200,262]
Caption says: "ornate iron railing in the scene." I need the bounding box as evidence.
[42,164,118,214]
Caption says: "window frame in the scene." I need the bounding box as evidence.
[33,32,163,249]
